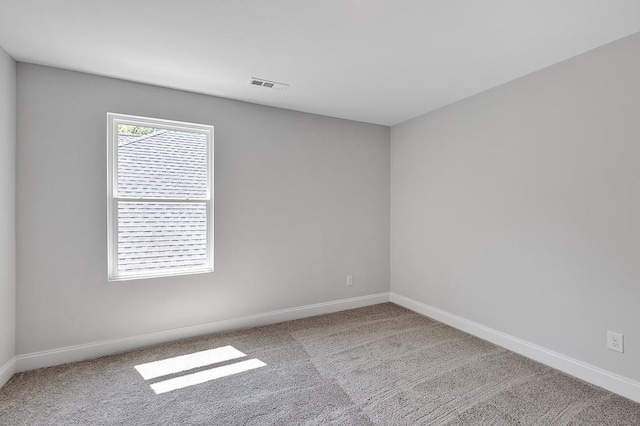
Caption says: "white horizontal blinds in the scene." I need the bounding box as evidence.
[115,124,210,275]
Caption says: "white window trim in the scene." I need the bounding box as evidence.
[107,113,214,281]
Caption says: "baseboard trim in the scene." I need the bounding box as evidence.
[0,357,16,389]
[390,292,640,403]
[16,293,390,373]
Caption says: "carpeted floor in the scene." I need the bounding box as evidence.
[1,303,639,425]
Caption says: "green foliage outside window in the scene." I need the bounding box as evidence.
[117,124,156,135]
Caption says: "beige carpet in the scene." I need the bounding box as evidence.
[1,303,639,425]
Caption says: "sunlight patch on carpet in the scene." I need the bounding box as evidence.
[135,346,246,380]
[150,358,267,394]
[134,345,266,394]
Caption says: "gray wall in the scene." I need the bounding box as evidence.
[0,46,16,370]
[16,64,390,355]
[391,32,640,381]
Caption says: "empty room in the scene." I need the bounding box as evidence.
[1,1,639,424]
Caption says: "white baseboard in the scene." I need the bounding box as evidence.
[390,292,640,403]
[16,293,390,373]
[0,357,16,389]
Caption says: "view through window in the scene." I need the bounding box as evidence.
[107,113,214,281]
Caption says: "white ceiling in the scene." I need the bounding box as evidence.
[1,1,640,125]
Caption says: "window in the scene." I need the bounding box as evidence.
[107,113,214,281]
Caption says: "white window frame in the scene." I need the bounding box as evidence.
[107,113,214,281]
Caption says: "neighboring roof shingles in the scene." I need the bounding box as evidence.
[117,130,208,273]
[118,129,207,198]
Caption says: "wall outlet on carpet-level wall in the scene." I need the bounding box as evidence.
[346,275,353,286]
[607,331,624,353]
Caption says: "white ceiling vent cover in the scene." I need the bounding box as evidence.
[249,77,289,91]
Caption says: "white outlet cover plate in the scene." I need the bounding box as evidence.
[607,331,624,353]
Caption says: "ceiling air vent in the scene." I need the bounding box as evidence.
[249,77,289,91]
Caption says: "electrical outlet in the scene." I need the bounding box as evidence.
[607,331,624,353]
[346,275,353,286]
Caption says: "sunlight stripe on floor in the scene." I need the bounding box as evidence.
[135,346,246,380]
[151,358,267,394]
